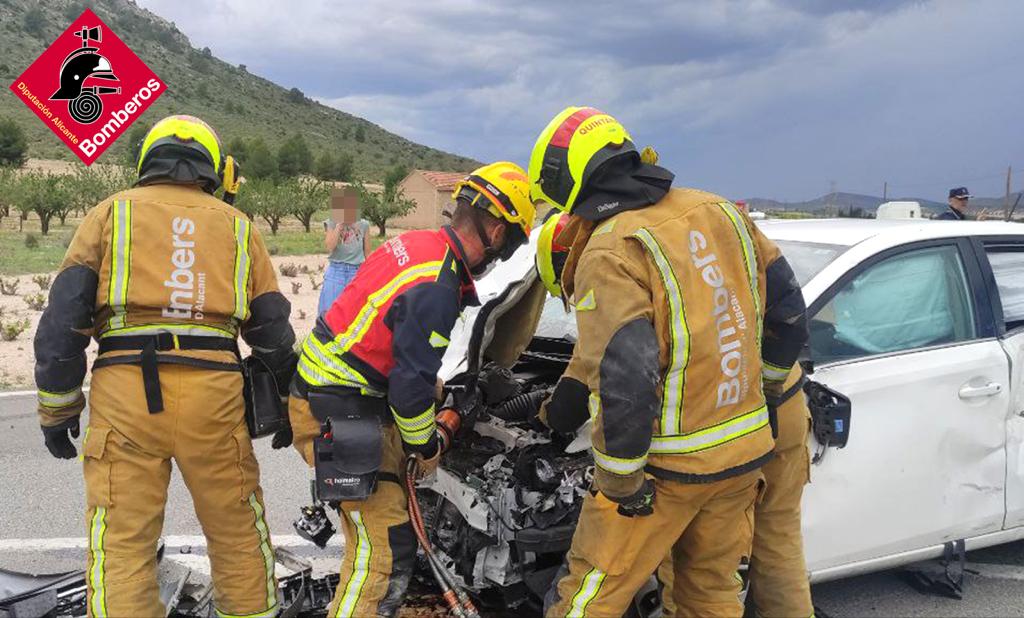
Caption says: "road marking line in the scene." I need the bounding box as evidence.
[0,534,343,551]
[0,390,44,399]
[0,387,92,400]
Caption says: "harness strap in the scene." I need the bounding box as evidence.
[92,343,243,415]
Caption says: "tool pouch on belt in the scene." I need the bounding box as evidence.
[804,380,852,449]
[243,355,289,439]
[309,390,384,503]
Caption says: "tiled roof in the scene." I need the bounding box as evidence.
[417,170,466,191]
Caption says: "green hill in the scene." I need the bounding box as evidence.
[0,0,479,179]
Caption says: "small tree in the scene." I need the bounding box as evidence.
[240,178,290,235]
[66,166,114,223]
[354,125,366,143]
[15,172,71,236]
[227,137,249,164]
[277,133,313,177]
[245,138,278,180]
[355,180,416,237]
[0,118,28,168]
[314,152,336,181]
[287,87,306,104]
[290,177,330,232]
[0,167,14,224]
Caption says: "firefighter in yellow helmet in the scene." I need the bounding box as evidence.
[34,114,297,617]
[286,161,535,617]
[529,107,808,617]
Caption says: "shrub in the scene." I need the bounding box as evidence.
[24,292,46,311]
[0,118,28,168]
[298,309,307,320]
[279,262,298,277]
[309,274,322,291]
[0,278,19,295]
[0,319,30,342]
[290,281,302,294]
[32,274,51,291]
[24,233,38,249]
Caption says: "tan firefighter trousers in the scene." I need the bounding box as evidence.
[83,361,277,618]
[547,469,764,618]
[289,394,418,618]
[661,370,814,618]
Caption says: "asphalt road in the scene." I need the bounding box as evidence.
[2,392,1024,616]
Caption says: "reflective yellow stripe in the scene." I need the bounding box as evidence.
[337,511,372,617]
[232,218,252,323]
[718,202,762,343]
[567,567,606,617]
[107,200,132,330]
[89,506,108,617]
[649,406,770,454]
[333,262,444,353]
[762,360,790,382]
[428,330,449,348]
[633,228,689,436]
[592,447,647,475]
[38,387,83,409]
[245,492,277,613]
[393,404,436,445]
[588,392,600,421]
[575,289,597,311]
[101,323,236,338]
[303,335,369,386]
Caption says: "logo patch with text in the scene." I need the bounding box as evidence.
[8,9,165,165]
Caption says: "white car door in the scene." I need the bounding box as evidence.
[802,239,1009,574]
[976,238,1024,529]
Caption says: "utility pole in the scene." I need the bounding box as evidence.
[883,181,888,201]
[1006,166,1013,221]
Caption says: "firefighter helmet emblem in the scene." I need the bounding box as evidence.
[50,25,121,124]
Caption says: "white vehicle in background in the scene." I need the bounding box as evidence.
[876,200,923,219]
[422,217,1024,613]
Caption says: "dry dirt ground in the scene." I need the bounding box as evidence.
[0,253,328,390]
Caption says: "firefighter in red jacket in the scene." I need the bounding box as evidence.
[287,162,536,617]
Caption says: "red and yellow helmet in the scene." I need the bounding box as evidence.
[535,210,570,298]
[528,106,635,214]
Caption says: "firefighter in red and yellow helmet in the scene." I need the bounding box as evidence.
[529,107,808,617]
[34,114,297,616]
[286,162,535,617]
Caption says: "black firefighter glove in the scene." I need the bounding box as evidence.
[272,424,293,449]
[42,416,81,459]
[608,478,656,518]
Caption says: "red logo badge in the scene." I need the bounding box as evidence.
[8,9,165,165]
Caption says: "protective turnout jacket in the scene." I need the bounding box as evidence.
[34,184,296,425]
[561,188,808,498]
[296,227,478,456]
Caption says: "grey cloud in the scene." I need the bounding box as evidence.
[139,0,1022,201]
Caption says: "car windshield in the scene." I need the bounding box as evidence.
[774,240,848,286]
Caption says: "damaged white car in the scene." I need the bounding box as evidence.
[421,218,1024,613]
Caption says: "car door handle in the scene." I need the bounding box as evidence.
[958,382,1003,399]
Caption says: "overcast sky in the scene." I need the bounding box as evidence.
[138,0,1022,202]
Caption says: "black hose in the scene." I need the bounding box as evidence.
[491,389,548,422]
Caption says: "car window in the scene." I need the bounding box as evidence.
[774,240,848,286]
[810,245,976,364]
[985,248,1024,330]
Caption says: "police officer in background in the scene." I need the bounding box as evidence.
[34,115,297,617]
[935,186,972,220]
